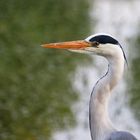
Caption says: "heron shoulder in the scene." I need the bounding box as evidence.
[107,131,137,140]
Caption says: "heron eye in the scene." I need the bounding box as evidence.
[95,41,99,46]
[91,41,99,47]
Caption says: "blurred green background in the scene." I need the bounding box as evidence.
[129,34,140,121]
[0,0,140,140]
[0,0,91,140]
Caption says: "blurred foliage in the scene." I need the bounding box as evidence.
[128,34,140,121]
[0,0,92,140]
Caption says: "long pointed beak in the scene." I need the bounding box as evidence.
[41,40,92,50]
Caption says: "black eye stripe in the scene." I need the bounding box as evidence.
[88,34,128,65]
[89,35,118,45]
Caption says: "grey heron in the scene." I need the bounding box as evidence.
[42,33,138,140]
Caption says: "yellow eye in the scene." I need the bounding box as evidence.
[94,41,99,46]
[90,41,99,47]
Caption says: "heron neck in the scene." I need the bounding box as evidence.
[89,56,124,140]
[107,56,124,90]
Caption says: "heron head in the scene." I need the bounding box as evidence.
[42,33,127,62]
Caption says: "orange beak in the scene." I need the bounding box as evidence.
[41,40,92,50]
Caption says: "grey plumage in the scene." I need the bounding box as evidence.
[85,34,138,140]
[43,33,138,140]
[107,131,137,140]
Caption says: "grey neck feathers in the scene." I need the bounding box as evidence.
[89,56,124,140]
